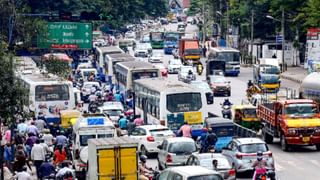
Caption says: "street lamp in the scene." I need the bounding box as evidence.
[266,8,285,72]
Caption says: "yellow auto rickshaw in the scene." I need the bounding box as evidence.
[60,110,81,128]
[232,104,260,131]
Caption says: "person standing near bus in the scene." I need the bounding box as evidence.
[178,122,192,138]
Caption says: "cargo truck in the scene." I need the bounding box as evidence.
[88,137,139,180]
[179,39,201,64]
[258,99,320,151]
[299,72,320,102]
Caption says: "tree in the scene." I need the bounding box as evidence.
[41,55,71,79]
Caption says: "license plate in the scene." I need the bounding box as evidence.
[303,137,310,142]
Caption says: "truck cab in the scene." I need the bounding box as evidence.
[72,115,116,177]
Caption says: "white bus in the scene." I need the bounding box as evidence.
[208,47,240,76]
[105,53,135,80]
[114,61,160,95]
[134,78,212,137]
[95,46,124,75]
[18,73,75,123]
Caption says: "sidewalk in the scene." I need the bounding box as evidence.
[280,66,308,84]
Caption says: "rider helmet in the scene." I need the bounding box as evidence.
[140,155,148,163]
[257,151,263,161]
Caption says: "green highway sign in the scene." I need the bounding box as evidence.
[37,22,93,49]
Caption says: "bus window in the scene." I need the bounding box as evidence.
[167,93,202,112]
[35,85,69,101]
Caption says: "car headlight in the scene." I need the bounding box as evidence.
[288,128,296,135]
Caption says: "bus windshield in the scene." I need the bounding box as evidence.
[151,33,164,41]
[167,93,202,112]
[216,52,240,62]
[35,85,69,101]
[165,36,178,42]
[132,71,158,80]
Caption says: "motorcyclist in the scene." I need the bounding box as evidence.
[188,69,193,76]
[197,63,203,75]
[252,151,268,180]
[222,98,233,106]
[138,155,152,180]
[247,80,254,89]
[38,155,56,179]
[56,161,75,180]
[88,100,98,113]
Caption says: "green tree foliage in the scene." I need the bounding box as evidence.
[297,0,320,29]
[0,45,27,121]
[42,56,71,79]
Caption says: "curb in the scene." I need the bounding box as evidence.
[240,64,252,68]
[280,74,303,84]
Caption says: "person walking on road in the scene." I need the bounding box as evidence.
[31,139,46,178]
[53,145,67,166]
[178,121,192,138]
[118,115,128,130]
[134,115,144,126]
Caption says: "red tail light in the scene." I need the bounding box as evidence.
[229,169,235,177]
[261,175,267,180]
[147,136,154,142]
[236,153,242,159]
[266,152,273,157]
[166,154,172,163]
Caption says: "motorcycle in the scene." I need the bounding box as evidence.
[221,104,232,119]
[145,169,160,180]
[254,168,276,180]
[88,102,98,113]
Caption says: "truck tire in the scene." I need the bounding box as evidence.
[262,128,273,144]
[280,134,289,151]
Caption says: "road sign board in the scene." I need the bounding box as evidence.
[276,35,283,43]
[37,22,93,49]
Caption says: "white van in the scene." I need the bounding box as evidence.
[72,115,116,173]
[98,102,124,123]
[79,68,98,81]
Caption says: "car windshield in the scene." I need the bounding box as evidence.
[199,157,231,169]
[239,143,268,153]
[149,128,172,136]
[188,175,223,180]
[210,76,226,83]
[168,142,196,154]
[284,103,317,116]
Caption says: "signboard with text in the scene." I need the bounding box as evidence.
[37,22,92,49]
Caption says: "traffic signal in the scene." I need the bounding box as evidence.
[59,11,72,20]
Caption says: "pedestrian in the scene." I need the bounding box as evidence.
[118,115,128,130]
[13,145,32,172]
[114,124,122,137]
[178,122,192,138]
[35,117,47,133]
[127,119,136,135]
[42,129,54,146]
[4,129,11,144]
[31,139,46,178]
[17,119,28,135]
[25,132,38,156]
[205,128,218,152]
[126,95,134,109]
[55,130,68,147]
[13,130,25,145]
[38,112,46,121]
[40,138,49,154]
[26,121,39,136]
[38,157,56,179]
[133,114,144,126]
[3,165,13,180]
[203,46,207,57]
[53,145,67,166]
[114,91,122,102]
[13,166,32,180]
[4,142,14,170]
[198,128,208,153]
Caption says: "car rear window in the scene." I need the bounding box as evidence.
[239,143,268,153]
[168,142,196,154]
[149,129,172,136]
[188,174,223,180]
[200,157,231,169]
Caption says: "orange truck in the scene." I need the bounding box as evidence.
[179,39,201,64]
[258,99,320,151]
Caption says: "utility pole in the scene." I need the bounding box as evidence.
[281,8,285,72]
[251,10,254,64]
[202,0,206,46]
[226,1,229,47]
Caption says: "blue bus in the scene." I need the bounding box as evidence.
[164,32,181,54]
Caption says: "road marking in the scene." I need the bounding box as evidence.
[310,160,320,167]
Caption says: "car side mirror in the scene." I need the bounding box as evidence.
[157,145,162,149]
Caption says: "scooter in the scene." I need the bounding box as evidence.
[254,168,277,180]
[221,104,232,119]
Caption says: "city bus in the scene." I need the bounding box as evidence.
[164,31,182,54]
[207,47,241,76]
[134,78,212,137]
[105,53,135,83]
[150,29,165,49]
[95,46,124,78]
[18,73,75,123]
[114,61,160,96]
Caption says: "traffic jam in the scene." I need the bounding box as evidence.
[3,10,320,180]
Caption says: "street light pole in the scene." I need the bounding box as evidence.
[202,0,206,45]
[281,8,285,72]
[251,10,254,64]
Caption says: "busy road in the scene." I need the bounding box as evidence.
[140,23,316,180]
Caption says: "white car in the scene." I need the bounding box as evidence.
[157,166,223,180]
[98,101,124,123]
[178,66,196,82]
[134,46,149,57]
[130,125,174,156]
[157,137,197,170]
[148,52,163,63]
[168,59,182,74]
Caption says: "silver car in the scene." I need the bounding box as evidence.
[157,137,197,170]
[178,66,196,82]
[168,59,182,74]
[186,153,236,180]
[222,138,275,174]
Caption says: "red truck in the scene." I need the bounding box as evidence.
[258,99,320,151]
[179,39,201,64]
